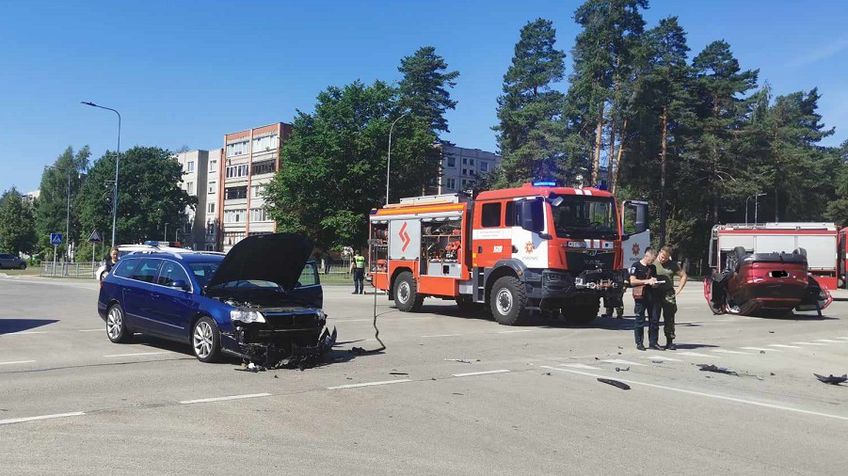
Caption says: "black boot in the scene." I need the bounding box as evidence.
[665,339,676,351]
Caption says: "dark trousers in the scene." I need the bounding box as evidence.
[353,268,365,294]
[634,299,660,346]
[660,300,677,342]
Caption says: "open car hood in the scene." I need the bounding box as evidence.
[206,233,314,292]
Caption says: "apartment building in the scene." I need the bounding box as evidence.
[218,122,292,252]
[174,150,209,250]
[435,143,502,194]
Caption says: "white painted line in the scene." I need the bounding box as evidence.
[453,369,511,377]
[676,352,712,358]
[78,328,104,333]
[1,331,47,336]
[740,347,779,352]
[791,342,827,346]
[103,351,173,358]
[0,412,85,426]
[421,334,462,338]
[0,360,36,366]
[815,339,844,343]
[769,344,801,349]
[711,349,752,355]
[497,329,534,334]
[643,355,681,362]
[180,393,272,404]
[560,363,602,370]
[328,379,412,390]
[601,359,647,367]
[541,366,848,422]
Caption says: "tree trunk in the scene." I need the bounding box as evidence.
[659,106,668,246]
[607,117,616,190]
[611,118,628,195]
[591,102,604,185]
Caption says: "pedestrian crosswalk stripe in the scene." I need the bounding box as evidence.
[769,344,801,349]
[711,349,752,355]
[740,347,778,352]
[791,342,827,346]
[643,354,681,362]
[560,363,602,370]
[601,359,647,367]
[676,352,711,358]
[815,339,843,343]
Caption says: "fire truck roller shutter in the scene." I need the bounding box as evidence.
[389,219,421,261]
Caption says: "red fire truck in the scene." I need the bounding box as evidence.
[367,181,649,325]
[839,227,847,289]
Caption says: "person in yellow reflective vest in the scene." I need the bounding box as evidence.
[350,252,366,294]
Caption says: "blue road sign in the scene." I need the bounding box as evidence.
[50,233,63,246]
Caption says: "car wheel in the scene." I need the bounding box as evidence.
[106,304,133,343]
[18,262,26,270]
[394,271,422,312]
[489,276,527,325]
[192,316,221,363]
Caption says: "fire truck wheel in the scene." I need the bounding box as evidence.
[562,303,599,325]
[394,271,423,312]
[489,276,527,325]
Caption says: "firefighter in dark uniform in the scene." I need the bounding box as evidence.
[629,247,659,350]
[653,245,687,350]
[350,252,366,294]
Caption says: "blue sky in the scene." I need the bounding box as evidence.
[1,0,846,194]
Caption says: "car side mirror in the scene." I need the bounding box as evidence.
[170,279,190,292]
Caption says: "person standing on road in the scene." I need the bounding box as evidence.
[654,245,688,350]
[350,251,366,294]
[104,247,120,274]
[629,247,658,350]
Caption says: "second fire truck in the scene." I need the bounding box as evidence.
[368,181,649,325]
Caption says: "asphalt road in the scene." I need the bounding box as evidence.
[1,276,847,475]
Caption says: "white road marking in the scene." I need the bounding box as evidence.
[676,352,712,358]
[769,344,801,349]
[815,339,844,343]
[328,379,412,390]
[0,412,85,426]
[1,331,47,336]
[541,366,848,422]
[740,347,779,352]
[497,329,534,334]
[601,359,647,367]
[560,363,602,370]
[103,351,173,358]
[643,355,681,362]
[711,349,752,355]
[180,393,272,404]
[78,328,104,332]
[0,360,36,366]
[791,342,827,346]
[421,334,462,338]
[453,369,511,377]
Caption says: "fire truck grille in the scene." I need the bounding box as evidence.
[565,251,615,272]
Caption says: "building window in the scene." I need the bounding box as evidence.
[224,209,246,223]
[251,160,276,175]
[187,181,195,195]
[224,231,246,246]
[462,158,467,165]
[207,203,215,214]
[469,159,474,166]
[445,178,456,190]
[252,134,278,152]
[206,222,216,236]
[481,203,502,228]
[208,182,216,194]
[446,156,456,167]
[226,141,248,157]
[480,161,489,172]
[225,186,247,200]
[250,207,267,222]
[225,164,249,179]
[250,184,264,199]
[187,161,195,173]
[209,160,217,174]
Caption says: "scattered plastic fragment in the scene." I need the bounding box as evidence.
[597,378,630,390]
[389,372,408,376]
[697,364,738,376]
[615,367,630,372]
[814,373,847,385]
[444,358,478,363]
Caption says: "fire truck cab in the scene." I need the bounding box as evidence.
[368,182,648,325]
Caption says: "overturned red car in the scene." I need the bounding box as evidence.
[704,224,833,316]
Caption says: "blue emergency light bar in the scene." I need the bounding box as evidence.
[532,179,559,187]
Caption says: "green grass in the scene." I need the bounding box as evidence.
[0,267,42,276]
[319,273,358,286]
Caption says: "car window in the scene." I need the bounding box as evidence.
[298,262,319,287]
[189,261,221,287]
[113,259,139,278]
[157,261,191,288]
[129,259,162,283]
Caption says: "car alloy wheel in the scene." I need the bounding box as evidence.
[106,307,123,341]
[193,321,214,360]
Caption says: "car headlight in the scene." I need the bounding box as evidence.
[230,309,266,323]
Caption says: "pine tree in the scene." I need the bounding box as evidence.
[494,18,567,186]
[398,46,460,134]
[0,188,37,254]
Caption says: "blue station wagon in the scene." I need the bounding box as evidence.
[97,233,327,364]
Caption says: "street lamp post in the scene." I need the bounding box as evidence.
[745,193,766,225]
[386,111,410,205]
[81,101,121,247]
[164,223,169,242]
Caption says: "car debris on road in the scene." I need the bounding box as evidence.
[814,373,847,385]
[697,364,738,376]
[597,378,631,390]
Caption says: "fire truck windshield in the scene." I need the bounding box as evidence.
[552,196,618,239]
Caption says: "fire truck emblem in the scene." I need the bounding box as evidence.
[399,222,411,252]
[525,241,534,254]
[632,243,640,256]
